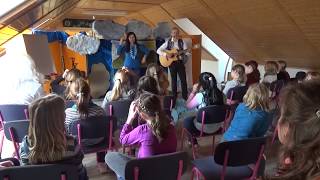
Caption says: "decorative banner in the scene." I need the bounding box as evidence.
[92,20,125,40]
[126,20,152,40]
[66,33,100,55]
[153,22,171,39]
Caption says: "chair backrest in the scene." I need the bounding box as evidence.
[226,86,248,105]
[105,99,132,120]
[214,137,267,166]
[69,116,111,140]
[3,120,29,143]
[196,105,228,124]
[125,151,189,180]
[0,104,28,123]
[163,95,175,110]
[0,164,79,180]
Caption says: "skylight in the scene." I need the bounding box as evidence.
[0,0,27,17]
[173,18,233,82]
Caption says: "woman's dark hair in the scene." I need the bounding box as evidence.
[125,32,138,52]
[267,80,320,180]
[137,92,170,142]
[199,72,223,106]
[136,76,159,98]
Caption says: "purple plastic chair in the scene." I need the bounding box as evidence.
[124,151,188,180]
[0,164,79,180]
[181,105,229,159]
[192,137,266,180]
[0,104,28,158]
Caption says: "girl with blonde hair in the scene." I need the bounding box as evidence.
[145,63,169,95]
[223,83,271,141]
[101,68,135,109]
[19,94,87,179]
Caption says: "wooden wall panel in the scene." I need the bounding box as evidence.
[161,0,256,62]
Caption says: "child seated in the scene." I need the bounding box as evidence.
[64,79,107,173]
[223,83,271,141]
[105,92,177,179]
[184,72,224,145]
[223,64,246,95]
[268,80,320,180]
[19,94,87,179]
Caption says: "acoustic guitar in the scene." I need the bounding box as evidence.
[159,48,189,67]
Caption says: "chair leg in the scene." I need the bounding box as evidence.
[180,129,185,150]
[212,136,216,155]
[0,131,4,157]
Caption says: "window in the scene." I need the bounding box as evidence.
[0,0,27,17]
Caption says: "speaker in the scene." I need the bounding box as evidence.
[63,19,94,28]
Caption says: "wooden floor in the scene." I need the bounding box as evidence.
[84,130,280,180]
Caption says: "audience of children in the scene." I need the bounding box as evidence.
[277,60,290,82]
[223,83,271,141]
[183,72,224,146]
[2,49,320,180]
[19,94,87,179]
[64,78,107,173]
[105,92,177,179]
[223,64,246,95]
[267,80,320,180]
[245,60,260,86]
[145,63,169,95]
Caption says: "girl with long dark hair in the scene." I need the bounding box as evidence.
[183,72,224,146]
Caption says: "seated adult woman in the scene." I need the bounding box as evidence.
[105,92,177,179]
[223,83,271,141]
[267,80,320,180]
[19,94,87,180]
[64,78,106,173]
[184,72,224,146]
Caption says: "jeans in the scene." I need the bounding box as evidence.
[105,152,134,179]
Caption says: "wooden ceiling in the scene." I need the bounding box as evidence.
[44,0,320,69]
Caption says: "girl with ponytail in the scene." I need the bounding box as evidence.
[64,78,107,173]
[105,92,177,179]
[184,72,224,146]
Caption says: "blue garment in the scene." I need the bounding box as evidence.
[117,44,149,69]
[223,103,271,141]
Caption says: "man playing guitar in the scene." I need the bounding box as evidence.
[157,27,189,100]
